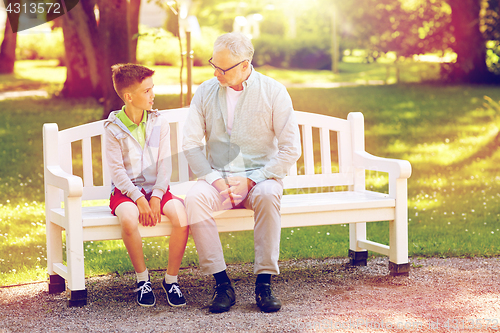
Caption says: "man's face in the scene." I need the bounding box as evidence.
[128,76,155,110]
[211,48,249,90]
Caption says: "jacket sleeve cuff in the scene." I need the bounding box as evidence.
[130,189,145,203]
[151,188,165,200]
[204,170,223,185]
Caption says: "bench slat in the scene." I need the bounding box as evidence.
[51,190,393,231]
[176,121,190,183]
[82,137,93,187]
[283,173,353,189]
[81,185,113,201]
[320,127,332,174]
[294,111,350,131]
[301,124,315,175]
[101,134,111,187]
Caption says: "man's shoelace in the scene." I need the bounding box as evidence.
[258,285,272,298]
[134,281,153,301]
[212,285,228,300]
[169,284,183,297]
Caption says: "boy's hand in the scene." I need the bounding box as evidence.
[149,196,161,226]
[137,196,155,227]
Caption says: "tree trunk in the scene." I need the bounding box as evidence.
[58,0,136,114]
[445,0,499,83]
[129,0,141,64]
[60,1,101,98]
[99,0,131,119]
[0,11,19,74]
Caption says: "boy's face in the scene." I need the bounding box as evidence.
[125,76,155,111]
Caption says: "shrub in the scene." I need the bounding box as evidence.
[191,27,221,66]
[136,26,220,67]
[253,34,290,68]
[16,27,65,63]
[260,10,287,37]
[253,33,332,70]
[289,35,332,70]
[136,26,181,66]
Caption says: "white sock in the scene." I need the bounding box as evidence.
[164,273,178,284]
[136,268,149,283]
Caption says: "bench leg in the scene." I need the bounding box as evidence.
[389,261,410,276]
[48,274,66,294]
[46,221,66,294]
[348,249,368,266]
[388,178,410,276]
[349,222,367,266]
[68,289,88,307]
[65,197,86,294]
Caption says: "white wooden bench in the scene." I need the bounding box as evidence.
[43,108,411,306]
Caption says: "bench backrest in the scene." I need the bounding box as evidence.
[44,108,365,203]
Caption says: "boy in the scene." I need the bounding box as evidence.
[104,63,189,307]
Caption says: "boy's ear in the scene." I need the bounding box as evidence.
[123,92,132,103]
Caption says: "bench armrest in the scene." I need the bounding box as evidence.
[353,151,412,179]
[45,165,83,197]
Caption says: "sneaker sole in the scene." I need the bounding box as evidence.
[209,299,236,313]
[258,304,281,313]
[137,299,156,307]
[162,282,186,307]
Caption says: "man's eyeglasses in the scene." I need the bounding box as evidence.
[209,58,249,75]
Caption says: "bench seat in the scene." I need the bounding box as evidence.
[49,190,394,240]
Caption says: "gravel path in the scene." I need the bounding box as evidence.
[1,257,500,332]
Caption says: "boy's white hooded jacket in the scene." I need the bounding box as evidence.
[104,109,171,202]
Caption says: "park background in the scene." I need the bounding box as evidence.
[1,0,500,287]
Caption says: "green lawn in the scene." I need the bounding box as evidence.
[4,58,440,90]
[1,61,500,286]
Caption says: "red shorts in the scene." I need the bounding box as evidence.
[109,187,183,216]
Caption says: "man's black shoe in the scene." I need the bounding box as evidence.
[209,281,235,313]
[255,283,281,312]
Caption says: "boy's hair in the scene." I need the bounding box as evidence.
[111,63,155,101]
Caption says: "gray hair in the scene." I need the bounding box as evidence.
[214,32,254,63]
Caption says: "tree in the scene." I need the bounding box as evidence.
[335,0,499,82]
[60,1,101,98]
[0,8,19,74]
[442,0,499,83]
[483,0,500,74]
[129,0,141,63]
[333,0,453,61]
[99,0,131,117]
[60,0,140,118]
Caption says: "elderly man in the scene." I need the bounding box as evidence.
[182,32,301,313]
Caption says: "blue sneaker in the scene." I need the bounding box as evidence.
[162,279,186,307]
[135,280,156,307]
